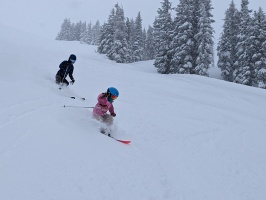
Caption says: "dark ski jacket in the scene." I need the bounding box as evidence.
[56,60,74,80]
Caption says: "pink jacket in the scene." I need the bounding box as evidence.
[93,93,115,116]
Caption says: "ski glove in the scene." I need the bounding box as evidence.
[70,79,75,85]
[111,113,116,117]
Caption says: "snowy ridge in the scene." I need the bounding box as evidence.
[0,25,266,200]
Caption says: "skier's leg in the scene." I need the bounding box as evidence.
[55,74,62,84]
[62,79,69,86]
[103,114,114,126]
[92,114,107,134]
[102,114,114,136]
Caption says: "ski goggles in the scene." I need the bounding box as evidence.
[70,59,76,63]
[110,94,118,100]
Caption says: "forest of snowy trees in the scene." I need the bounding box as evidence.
[56,18,101,45]
[56,0,266,89]
[153,0,214,76]
[217,0,266,88]
[55,4,155,63]
[97,4,154,63]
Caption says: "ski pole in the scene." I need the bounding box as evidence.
[63,105,94,108]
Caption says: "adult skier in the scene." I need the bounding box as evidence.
[93,87,119,135]
[55,54,76,86]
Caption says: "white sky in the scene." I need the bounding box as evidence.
[1,0,265,41]
[1,23,266,200]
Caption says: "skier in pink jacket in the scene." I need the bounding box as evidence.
[93,87,119,134]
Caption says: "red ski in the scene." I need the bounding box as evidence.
[100,129,131,144]
[115,139,131,144]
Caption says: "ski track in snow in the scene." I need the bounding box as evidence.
[0,99,56,158]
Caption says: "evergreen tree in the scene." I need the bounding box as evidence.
[171,0,194,74]
[217,1,240,82]
[171,0,214,75]
[203,0,215,24]
[125,18,132,43]
[91,20,101,45]
[79,21,88,43]
[132,12,144,62]
[142,28,147,60]
[125,18,134,62]
[252,8,266,88]
[107,4,130,63]
[145,26,156,60]
[153,0,173,74]
[68,22,76,41]
[194,1,214,76]
[73,21,83,41]
[81,22,92,44]
[56,18,72,41]
[191,0,214,75]
[98,8,116,54]
[234,0,253,85]
[97,23,107,52]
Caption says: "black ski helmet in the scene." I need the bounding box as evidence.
[69,54,76,61]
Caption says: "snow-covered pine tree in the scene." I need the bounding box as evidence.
[132,12,144,62]
[142,28,147,60]
[194,0,214,76]
[234,0,253,85]
[107,4,130,63]
[145,26,156,60]
[80,22,92,44]
[79,21,87,43]
[91,20,101,45]
[201,0,215,66]
[217,1,240,82]
[171,0,214,75]
[171,0,194,74]
[190,0,214,75]
[203,0,215,26]
[125,18,132,44]
[153,0,174,74]
[97,23,107,53]
[125,18,134,62]
[252,7,266,88]
[56,18,72,41]
[72,21,84,41]
[98,8,115,54]
[68,22,76,41]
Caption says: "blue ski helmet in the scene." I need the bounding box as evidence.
[107,87,119,97]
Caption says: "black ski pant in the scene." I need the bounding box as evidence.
[55,74,69,86]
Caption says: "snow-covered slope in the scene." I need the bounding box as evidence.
[0,25,266,200]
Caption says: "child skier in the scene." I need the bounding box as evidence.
[93,87,119,135]
[55,54,76,87]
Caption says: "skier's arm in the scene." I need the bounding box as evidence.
[69,68,74,81]
[109,104,115,116]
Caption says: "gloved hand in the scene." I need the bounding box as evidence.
[111,113,116,117]
[70,79,75,85]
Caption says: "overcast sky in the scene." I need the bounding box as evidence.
[1,0,265,43]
